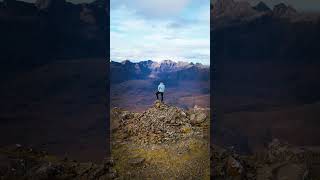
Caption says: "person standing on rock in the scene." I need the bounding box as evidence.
[156,82,165,102]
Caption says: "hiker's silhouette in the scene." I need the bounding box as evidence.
[156,82,165,102]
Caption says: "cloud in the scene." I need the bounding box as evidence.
[110,0,210,65]
[111,0,193,18]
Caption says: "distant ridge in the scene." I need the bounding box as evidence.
[211,0,316,27]
[0,0,107,66]
[211,0,320,61]
[110,60,209,84]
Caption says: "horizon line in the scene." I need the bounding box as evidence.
[109,59,211,65]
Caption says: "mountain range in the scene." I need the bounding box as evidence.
[0,0,107,69]
[110,60,210,84]
[212,0,320,61]
[212,0,318,28]
[110,60,210,112]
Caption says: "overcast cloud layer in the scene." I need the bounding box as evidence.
[110,0,210,65]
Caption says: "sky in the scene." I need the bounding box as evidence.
[110,0,210,65]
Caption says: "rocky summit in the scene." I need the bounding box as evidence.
[112,100,209,145]
[111,101,210,179]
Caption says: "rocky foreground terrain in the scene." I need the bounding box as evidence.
[212,138,320,180]
[2,101,320,179]
[0,144,115,179]
[110,101,211,179]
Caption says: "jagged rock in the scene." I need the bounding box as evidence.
[121,111,134,120]
[180,111,187,117]
[89,165,106,179]
[190,114,196,121]
[111,101,209,147]
[154,100,161,108]
[195,112,207,124]
[32,162,62,179]
[267,138,293,163]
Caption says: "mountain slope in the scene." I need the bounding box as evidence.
[211,0,320,156]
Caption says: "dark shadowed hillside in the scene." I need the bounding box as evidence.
[212,0,320,61]
[0,0,109,162]
[212,0,320,154]
[0,0,107,69]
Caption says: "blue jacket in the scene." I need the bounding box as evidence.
[158,83,165,92]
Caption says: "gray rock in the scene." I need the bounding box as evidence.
[190,114,196,121]
[195,113,207,124]
[33,162,61,179]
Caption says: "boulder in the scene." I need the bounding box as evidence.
[154,100,161,108]
[190,112,207,125]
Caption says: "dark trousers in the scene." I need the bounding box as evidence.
[156,91,164,102]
